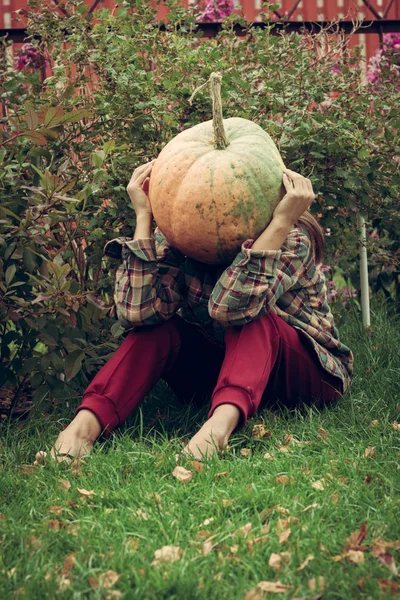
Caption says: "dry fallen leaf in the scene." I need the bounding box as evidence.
[330,492,339,504]
[49,505,63,515]
[76,488,95,497]
[392,420,400,431]
[348,550,365,564]
[203,517,214,526]
[278,528,292,544]
[98,570,120,589]
[311,480,324,491]
[239,523,253,538]
[318,426,328,438]
[58,479,71,491]
[369,419,379,428]
[301,504,320,512]
[308,576,325,591]
[125,537,139,552]
[61,553,76,577]
[190,461,204,473]
[222,499,233,507]
[296,554,315,571]
[240,448,252,457]
[346,521,368,550]
[364,446,376,459]
[252,424,272,439]
[263,452,274,459]
[377,552,399,576]
[58,577,70,591]
[277,446,290,453]
[202,540,214,556]
[135,509,149,521]
[378,578,400,595]
[106,591,122,599]
[275,475,291,486]
[257,581,294,593]
[152,545,182,566]
[269,552,291,570]
[172,466,193,483]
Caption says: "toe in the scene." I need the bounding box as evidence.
[34,450,47,465]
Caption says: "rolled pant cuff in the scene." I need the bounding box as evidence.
[208,386,254,426]
[75,393,120,437]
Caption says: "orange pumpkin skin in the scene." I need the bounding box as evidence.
[149,117,285,264]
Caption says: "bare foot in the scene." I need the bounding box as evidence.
[34,409,102,465]
[184,404,241,460]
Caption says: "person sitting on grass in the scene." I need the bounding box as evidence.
[35,161,353,463]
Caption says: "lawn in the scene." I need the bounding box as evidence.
[0,304,399,599]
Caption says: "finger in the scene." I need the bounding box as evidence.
[282,172,294,193]
[305,178,314,194]
[283,168,302,179]
[135,165,153,187]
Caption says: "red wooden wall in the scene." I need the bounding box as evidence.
[1,0,399,63]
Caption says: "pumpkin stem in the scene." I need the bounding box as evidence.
[209,72,228,150]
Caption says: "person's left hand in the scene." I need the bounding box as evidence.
[272,168,315,227]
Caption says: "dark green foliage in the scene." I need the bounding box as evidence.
[0,1,399,406]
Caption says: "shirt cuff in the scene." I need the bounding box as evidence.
[233,239,282,275]
[104,237,157,262]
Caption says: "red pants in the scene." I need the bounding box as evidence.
[76,313,343,434]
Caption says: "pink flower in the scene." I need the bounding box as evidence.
[197,0,235,22]
[16,44,43,71]
[331,64,341,74]
[369,230,379,239]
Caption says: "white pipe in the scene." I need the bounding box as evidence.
[357,213,371,329]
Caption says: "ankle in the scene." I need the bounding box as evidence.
[210,404,241,434]
[67,409,102,442]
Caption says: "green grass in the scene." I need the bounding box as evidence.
[1,303,400,599]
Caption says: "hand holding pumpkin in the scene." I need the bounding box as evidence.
[127,161,155,217]
[272,168,315,227]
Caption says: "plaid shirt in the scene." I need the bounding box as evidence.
[105,225,354,391]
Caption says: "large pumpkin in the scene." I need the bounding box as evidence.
[149,74,285,264]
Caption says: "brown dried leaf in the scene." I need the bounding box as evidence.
[269,551,291,570]
[58,479,71,491]
[20,465,37,475]
[346,521,368,550]
[240,448,252,458]
[222,499,233,507]
[190,461,204,473]
[152,545,182,566]
[252,424,272,439]
[125,537,139,552]
[76,488,95,497]
[311,480,324,491]
[296,554,315,571]
[278,446,290,453]
[263,452,274,459]
[392,420,400,431]
[308,576,325,591]
[330,492,339,504]
[203,517,214,526]
[318,426,328,438]
[106,592,122,599]
[301,503,320,512]
[98,570,120,589]
[239,523,253,537]
[48,520,63,530]
[49,505,63,515]
[0,513,5,520]
[372,537,400,556]
[135,509,149,520]
[61,553,76,577]
[275,475,292,486]
[364,446,376,458]
[348,550,365,564]
[58,576,70,591]
[278,528,291,544]
[172,466,193,483]
[377,553,399,576]
[202,541,214,555]
[368,419,379,428]
[66,523,80,536]
[257,581,294,593]
[378,578,400,595]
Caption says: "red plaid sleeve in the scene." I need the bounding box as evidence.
[208,228,312,326]
[104,235,184,328]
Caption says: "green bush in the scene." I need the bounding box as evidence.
[0,0,399,408]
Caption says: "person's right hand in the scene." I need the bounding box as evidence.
[126,160,155,217]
